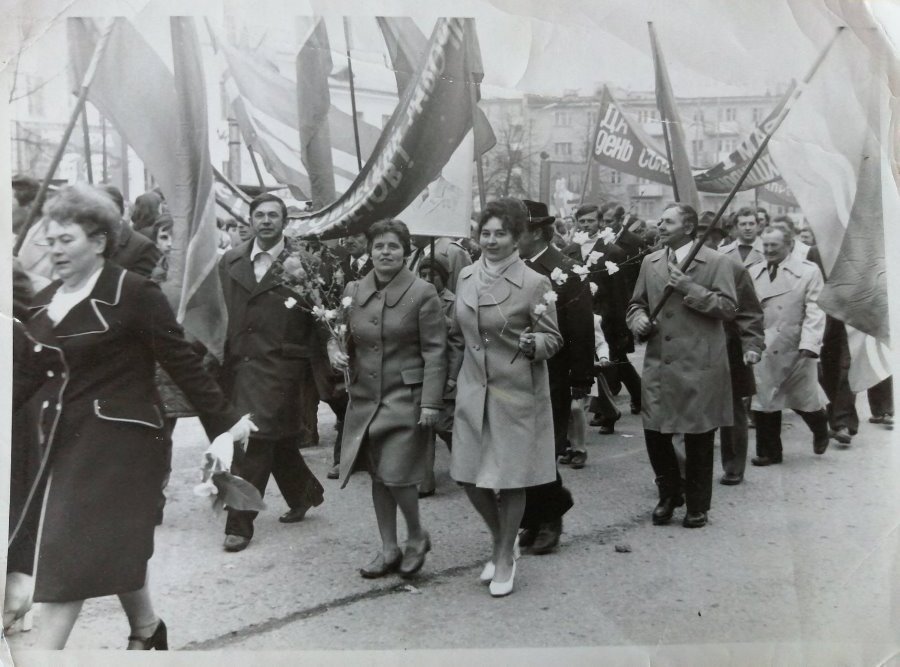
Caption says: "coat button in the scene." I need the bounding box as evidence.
[34,344,43,352]
[46,370,54,378]
[41,400,49,409]
[371,318,379,324]
[474,344,481,351]
[664,335,671,341]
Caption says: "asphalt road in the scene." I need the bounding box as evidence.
[6,360,900,666]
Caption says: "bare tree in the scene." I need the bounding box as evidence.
[480,114,538,200]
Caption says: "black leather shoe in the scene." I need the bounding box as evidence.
[569,449,587,469]
[652,496,684,525]
[326,465,340,480]
[531,519,562,554]
[399,533,431,578]
[813,434,830,455]
[630,402,641,415]
[223,535,250,552]
[127,618,168,650]
[682,511,708,528]
[598,422,616,434]
[418,488,435,498]
[719,472,743,485]
[518,526,538,548]
[557,448,574,465]
[589,415,605,427]
[831,427,852,444]
[751,455,782,466]
[360,550,402,579]
[279,506,309,523]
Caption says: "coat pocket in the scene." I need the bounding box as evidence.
[93,399,164,429]
[400,367,424,385]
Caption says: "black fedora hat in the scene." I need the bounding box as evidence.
[522,200,556,228]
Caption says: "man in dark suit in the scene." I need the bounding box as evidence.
[565,204,640,431]
[218,193,324,552]
[515,200,594,554]
[99,184,161,278]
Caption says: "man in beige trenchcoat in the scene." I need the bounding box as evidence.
[627,204,738,529]
[749,226,829,466]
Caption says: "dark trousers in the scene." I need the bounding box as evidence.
[819,318,859,433]
[522,379,575,528]
[645,429,715,513]
[720,392,749,477]
[868,376,893,417]
[326,393,349,466]
[601,351,642,405]
[753,409,829,459]
[225,436,324,539]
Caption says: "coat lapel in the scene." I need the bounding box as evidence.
[382,267,416,307]
[226,242,258,294]
[752,256,798,301]
[648,248,669,284]
[457,266,478,310]
[42,263,127,339]
[251,246,291,297]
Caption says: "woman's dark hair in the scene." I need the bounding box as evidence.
[151,213,174,243]
[45,183,120,258]
[249,193,287,222]
[131,191,163,232]
[662,203,699,238]
[478,197,528,240]
[365,219,412,256]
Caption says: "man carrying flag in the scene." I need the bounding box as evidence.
[627,204,738,528]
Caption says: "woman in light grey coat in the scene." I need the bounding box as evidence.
[448,198,562,597]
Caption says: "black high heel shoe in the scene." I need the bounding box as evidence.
[127,618,168,650]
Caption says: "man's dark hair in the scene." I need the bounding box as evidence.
[249,193,288,222]
[99,184,125,216]
[756,207,770,222]
[735,206,757,220]
[600,201,625,220]
[664,203,699,238]
[574,203,600,219]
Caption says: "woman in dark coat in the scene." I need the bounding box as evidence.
[328,220,447,579]
[11,184,254,649]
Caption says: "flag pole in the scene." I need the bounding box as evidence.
[247,144,266,188]
[641,26,845,331]
[649,22,680,202]
[81,105,94,183]
[213,165,253,203]
[462,25,487,210]
[14,18,116,256]
[343,17,364,172]
[580,99,602,205]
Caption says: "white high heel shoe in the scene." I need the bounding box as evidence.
[489,561,516,597]
[479,536,520,584]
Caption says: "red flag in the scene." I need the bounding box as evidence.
[296,18,336,209]
[169,17,227,358]
[648,22,700,209]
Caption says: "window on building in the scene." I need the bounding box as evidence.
[554,111,571,127]
[637,109,658,124]
[752,107,763,123]
[554,142,572,157]
[586,110,597,129]
[722,107,736,122]
[693,109,704,123]
[692,139,704,160]
[609,170,622,184]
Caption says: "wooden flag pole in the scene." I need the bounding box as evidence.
[247,144,266,188]
[641,27,845,331]
[81,105,94,183]
[14,18,116,256]
[343,17,364,172]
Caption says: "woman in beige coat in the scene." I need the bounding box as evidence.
[329,220,447,580]
[449,198,563,597]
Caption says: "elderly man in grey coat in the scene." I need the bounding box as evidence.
[749,226,829,465]
[627,204,738,529]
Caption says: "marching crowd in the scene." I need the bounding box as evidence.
[6,173,893,649]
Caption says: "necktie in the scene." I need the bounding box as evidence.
[768,263,778,281]
[254,251,272,282]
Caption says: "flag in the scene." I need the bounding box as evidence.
[377,17,496,156]
[67,18,179,212]
[169,17,228,359]
[648,22,700,209]
[220,39,382,197]
[767,0,895,386]
[296,17,336,209]
[289,18,481,239]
